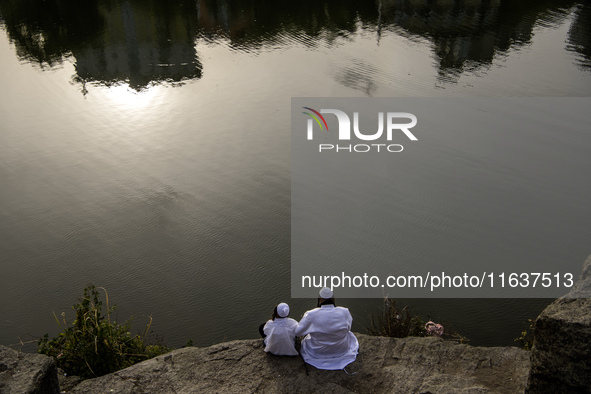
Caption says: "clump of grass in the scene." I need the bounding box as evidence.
[365,297,468,343]
[38,284,171,379]
[365,297,425,337]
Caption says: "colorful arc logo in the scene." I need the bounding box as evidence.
[302,107,329,132]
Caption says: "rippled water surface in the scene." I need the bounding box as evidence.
[1,0,590,350]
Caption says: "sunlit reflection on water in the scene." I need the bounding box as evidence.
[99,84,160,110]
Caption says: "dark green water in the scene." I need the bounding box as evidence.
[0,0,589,350]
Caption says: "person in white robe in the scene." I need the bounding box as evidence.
[295,287,359,370]
[261,302,299,356]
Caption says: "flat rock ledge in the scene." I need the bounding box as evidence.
[65,335,529,394]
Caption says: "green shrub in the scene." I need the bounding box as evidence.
[38,285,171,379]
[365,297,468,343]
[365,297,425,338]
[514,318,535,350]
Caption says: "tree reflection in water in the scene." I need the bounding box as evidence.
[0,0,589,91]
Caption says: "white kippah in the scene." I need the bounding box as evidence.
[277,302,290,317]
[319,287,333,299]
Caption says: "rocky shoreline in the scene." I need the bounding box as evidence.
[1,254,589,393]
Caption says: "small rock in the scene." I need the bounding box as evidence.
[0,345,59,393]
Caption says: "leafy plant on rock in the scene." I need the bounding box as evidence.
[365,297,467,343]
[365,297,425,338]
[515,318,535,350]
[38,284,171,379]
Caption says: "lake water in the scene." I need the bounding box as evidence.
[1,0,590,351]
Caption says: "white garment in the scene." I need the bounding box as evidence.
[263,317,299,356]
[295,304,359,370]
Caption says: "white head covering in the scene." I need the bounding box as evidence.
[319,287,333,299]
[277,302,290,317]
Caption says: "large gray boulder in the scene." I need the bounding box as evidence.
[68,334,529,393]
[0,344,59,394]
[526,254,591,393]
